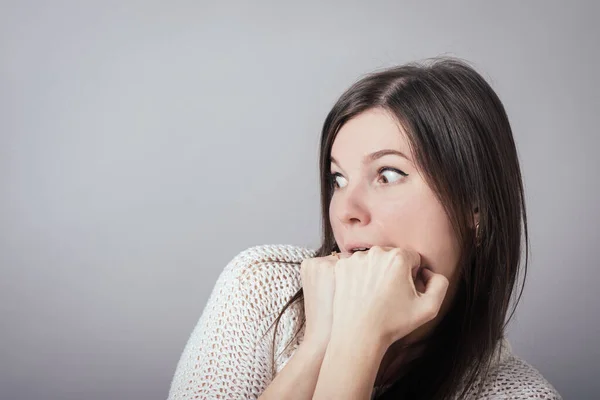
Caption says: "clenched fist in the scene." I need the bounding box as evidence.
[299,254,339,350]
[330,246,449,348]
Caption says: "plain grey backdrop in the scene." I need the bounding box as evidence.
[1,1,598,399]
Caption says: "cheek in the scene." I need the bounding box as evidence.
[376,194,460,279]
[374,195,422,245]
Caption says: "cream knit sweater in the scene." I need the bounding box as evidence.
[167,244,562,399]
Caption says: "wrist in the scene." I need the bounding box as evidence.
[300,333,330,355]
[328,328,389,361]
[313,329,388,399]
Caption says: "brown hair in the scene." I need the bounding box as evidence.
[268,57,528,399]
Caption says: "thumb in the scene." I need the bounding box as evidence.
[418,268,449,315]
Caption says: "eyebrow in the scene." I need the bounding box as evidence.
[330,149,412,166]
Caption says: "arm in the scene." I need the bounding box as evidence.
[260,255,339,399]
[260,250,340,399]
[313,332,388,400]
[258,339,327,400]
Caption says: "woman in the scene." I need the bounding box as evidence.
[167,58,562,399]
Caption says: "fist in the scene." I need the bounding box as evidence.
[330,246,449,347]
[300,254,339,349]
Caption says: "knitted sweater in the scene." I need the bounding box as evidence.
[167,244,562,399]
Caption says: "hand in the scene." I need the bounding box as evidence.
[330,246,449,349]
[300,254,339,350]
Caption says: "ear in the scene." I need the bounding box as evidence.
[472,206,480,228]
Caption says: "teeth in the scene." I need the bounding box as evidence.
[351,247,369,252]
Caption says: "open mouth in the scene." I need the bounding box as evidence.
[350,247,371,253]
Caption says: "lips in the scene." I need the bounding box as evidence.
[342,243,374,256]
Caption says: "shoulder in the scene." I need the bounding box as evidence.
[477,351,562,399]
[217,244,316,314]
[228,243,317,271]
[224,243,316,284]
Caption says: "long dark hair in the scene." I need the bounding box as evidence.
[268,57,528,399]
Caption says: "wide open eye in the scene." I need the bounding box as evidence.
[330,172,348,189]
[379,167,408,184]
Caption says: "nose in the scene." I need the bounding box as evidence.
[332,183,371,227]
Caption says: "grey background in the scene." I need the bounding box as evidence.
[1,1,598,399]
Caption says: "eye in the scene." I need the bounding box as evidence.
[378,167,408,184]
[329,172,348,189]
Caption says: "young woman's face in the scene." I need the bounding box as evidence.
[329,108,462,290]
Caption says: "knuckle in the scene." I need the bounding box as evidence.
[300,258,312,269]
[390,248,406,263]
[300,260,308,273]
[301,258,318,272]
[441,276,450,289]
[423,300,442,320]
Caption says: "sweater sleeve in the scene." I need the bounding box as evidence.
[166,245,310,400]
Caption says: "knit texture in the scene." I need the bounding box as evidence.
[167,244,562,399]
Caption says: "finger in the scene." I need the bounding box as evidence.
[419,269,449,313]
[321,254,340,264]
[420,268,448,291]
[411,264,420,282]
[372,246,420,265]
[420,269,449,300]
[392,247,421,277]
[419,267,434,284]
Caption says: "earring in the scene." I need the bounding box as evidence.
[475,222,482,246]
[331,251,340,259]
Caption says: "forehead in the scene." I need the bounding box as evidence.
[330,108,412,163]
